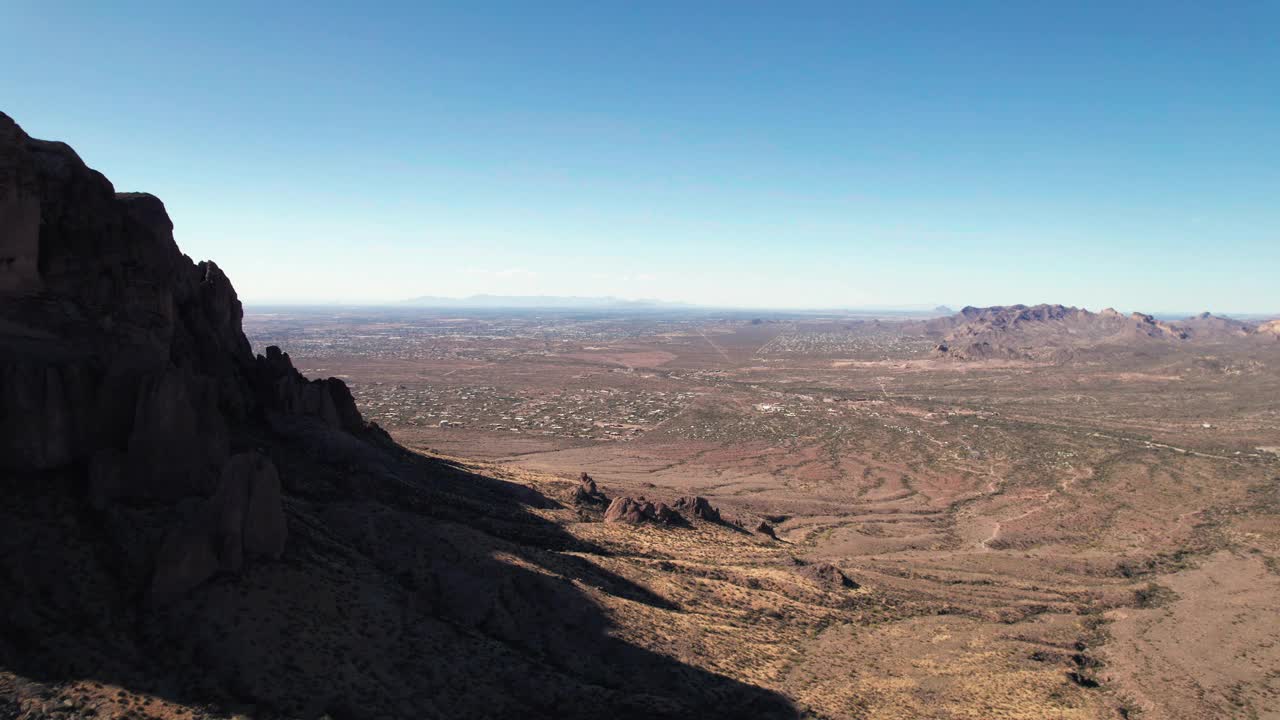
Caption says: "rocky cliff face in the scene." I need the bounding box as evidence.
[0,109,366,473]
[0,113,793,719]
[0,110,376,600]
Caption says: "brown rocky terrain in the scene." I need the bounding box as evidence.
[927,304,1185,360]
[926,304,1275,361]
[1175,311,1257,340]
[242,299,1280,718]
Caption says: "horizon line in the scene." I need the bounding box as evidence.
[239,299,1280,319]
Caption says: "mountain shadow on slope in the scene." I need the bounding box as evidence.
[0,111,796,719]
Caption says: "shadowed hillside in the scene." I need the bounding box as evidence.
[0,112,797,720]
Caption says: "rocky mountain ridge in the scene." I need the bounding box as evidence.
[1,110,379,600]
[928,304,1267,360]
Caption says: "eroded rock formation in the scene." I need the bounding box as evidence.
[150,451,286,603]
[571,471,609,505]
[0,112,380,601]
[798,562,859,590]
[674,495,722,522]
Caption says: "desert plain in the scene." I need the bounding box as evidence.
[243,306,1280,719]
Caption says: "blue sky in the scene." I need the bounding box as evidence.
[3,2,1277,312]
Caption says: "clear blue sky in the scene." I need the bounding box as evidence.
[3,2,1277,312]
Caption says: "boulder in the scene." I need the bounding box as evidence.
[604,497,655,524]
[798,562,859,590]
[149,452,286,602]
[571,471,608,506]
[652,502,683,525]
[601,496,687,526]
[673,495,721,522]
[148,503,222,605]
[227,452,288,560]
[755,520,777,539]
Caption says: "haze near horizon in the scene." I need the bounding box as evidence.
[2,2,1277,312]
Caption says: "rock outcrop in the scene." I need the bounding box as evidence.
[150,452,286,603]
[603,494,723,526]
[604,497,655,524]
[0,111,381,597]
[603,496,685,526]
[0,120,366,470]
[674,495,722,522]
[798,563,859,590]
[571,471,609,506]
[652,502,681,524]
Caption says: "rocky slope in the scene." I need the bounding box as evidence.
[0,112,795,719]
[927,304,1192,360]
[1174,311,1258,340]
[926,305,1276,361]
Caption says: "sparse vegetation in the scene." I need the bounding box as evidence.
[237,308,1280,719]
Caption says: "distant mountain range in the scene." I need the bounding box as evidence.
[926,304,1275,361]
[401,294,692,309]
[399,296,970,314]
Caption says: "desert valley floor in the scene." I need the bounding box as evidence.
[244,307,1280,719]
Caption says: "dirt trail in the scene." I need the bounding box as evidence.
[698,328,734,364]
[1087,431,1269,462]
[978,465,1088,550]
[980,505,1039,550]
